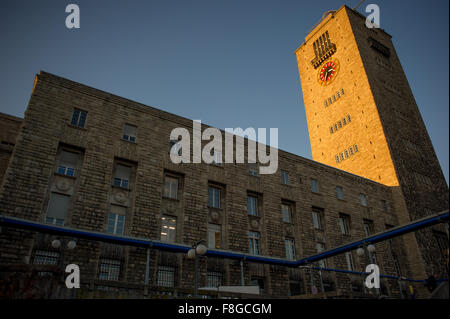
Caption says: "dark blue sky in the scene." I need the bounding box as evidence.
[0,0,448,183]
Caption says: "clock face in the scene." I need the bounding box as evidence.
[318,59,339,86]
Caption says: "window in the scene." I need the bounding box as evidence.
[123,124,136,143]
[338,121,342,128]
[339,214,350,235]
[207,272,224,288]
[360,194,367,206]
[341,88,345,95]
[335,155,340,164]
[363,219,374,237]
[107,205,126,235]
[324,100,328,107]
[163,176,179,199]
[33,250,59,266]
[281,203,292,223]
[330,126,334,134]
[354,144,358,152]
[310,178,319,193]
[344,150,349,158]
[98,259,121,281]
[316,243,326,268]
[57,151,78,177]
[349,147,354,155]
[160,216,177,242]
[157,265,175,287]
[334,124,338,131]
[340,153,344,161]
[248,195,259,216]
[343,117,347,125]
[281,170,289,185]
[333,95,336,102]
[46,193,70,225]
[248,163,258,176]
[328,98,332,105]
[285,239,296,260]
[70,108,87,128]
[33,250,60,277]
[336,186,344,200]
[208,224,221,249]
[113,164,131,188]
[336,91,340,99]
[345,252,355,271]
[249,231,260,255]
[209,186,221,208]
[347,115,351,123]
[381,200,388,212]
[312,208,324,230]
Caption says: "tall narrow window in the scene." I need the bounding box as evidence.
[340,153,344,161]
[336,155,340,164]
[208,186,221,208]
[107,205,126,235]
[360,194,368,206]
[363,219,374,237]
[349,147,354,155]
[345,252,355,271]
[114,164,131,188]
[46,193,70,225]
[312,208,324,230]
[281,203,292,223]
[285,239,296,260]
[249,231,260,255]
[336,186,344,200]
[163,176,179,199]
[354,144,359,152]
[310,178,319,193]
[330,126,334,134]
[208,224,221,249]
[57,151,78,177]
[339,214,350,235]
[344,150,349,158]
[160,216,177,242]
[248,195,259,216]
[123,124,137,143]
[316,243,326,268]
[281,170,289,185]
[70,108,87,128]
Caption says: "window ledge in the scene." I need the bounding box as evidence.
[54,172,77,179]
[111,184,132,191]
[121,138,137,145]
[67,123,87,131]
[162,196,180,202]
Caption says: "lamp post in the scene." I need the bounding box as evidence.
[187,241,207,298]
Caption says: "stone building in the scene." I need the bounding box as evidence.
[296,5,449,283]
[0,5,448,298]
[0,113,22,183]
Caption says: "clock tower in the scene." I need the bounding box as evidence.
[296,6,449,284]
